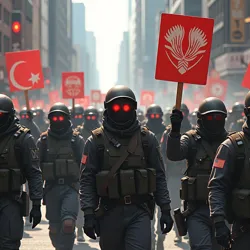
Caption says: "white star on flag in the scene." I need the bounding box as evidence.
[28,73,40,85]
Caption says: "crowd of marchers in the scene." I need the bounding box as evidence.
[0,85,249,250]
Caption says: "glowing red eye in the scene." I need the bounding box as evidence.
[155,114,160,119]
[91,116,96,120]
[21,115,25,118]
[75,115,78,118]
[215,114,223,121]
[87,116,91,120]
[112,104,120,112]
[79,114,83,118]
[205,115,213,121]
[150,114,155,119]
[26,115,29,119]
[52,116,58,122]
[59,116,64,121]
[123,104,131,112]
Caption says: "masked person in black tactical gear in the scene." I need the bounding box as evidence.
[228,102,245,132]
[167,97,228,250]
[160,103,192,244]
[98,107,104,123]
[71,104,84,128]
[75,106,100,140]
[145,104,166,143]
[34,107,49,132]
[0,94,43,250]
[37,103,85,250]
[80,85,173,250]
[208,91,250,250]
[19,107,41,142]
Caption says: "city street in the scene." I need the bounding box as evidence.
[21,206,190,250]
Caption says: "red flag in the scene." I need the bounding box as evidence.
[205,78,228,101]
[155,14,214,85]
[140,91,155,106]
[62,72,84,99]
[242,64,250,89]
[5,50,44,92]
[91,90,102,103]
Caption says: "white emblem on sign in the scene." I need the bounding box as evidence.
[65,76,82,97]
[165,25,208,74]
[211,83,223,97]
[92,92,100,101]
[142,94,153,104]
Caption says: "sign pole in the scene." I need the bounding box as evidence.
[175,82,183,110]
[24,90,30,110]
[72,98,75,116]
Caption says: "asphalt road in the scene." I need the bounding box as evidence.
[21,206,190,250]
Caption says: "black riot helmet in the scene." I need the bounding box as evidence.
[232,102,244,113]
[19,107,32,120]
[104,85,137,109]
[198,97,227,135]
[0,94,15,131]
[35,107,45,118]
[84,106,99,118]
[48,103,70,118]
[146,104,163,117]
[74,104,84,114]
[84,106,100,130]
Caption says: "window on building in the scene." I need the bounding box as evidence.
[12,0,22,10]
[3,9,10,25]
[3,35,10,53]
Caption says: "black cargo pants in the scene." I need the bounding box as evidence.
[0,197,24,250]
[187,204,221,250]
[99,204,151,250]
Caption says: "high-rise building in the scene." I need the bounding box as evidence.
[0,0,12,93]
[208,0,250,101]
[49,0,73,88]
[117,31,129,85]
[32,0,40,50]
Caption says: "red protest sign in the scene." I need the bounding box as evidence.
[155,14,214,85]
[140,91,155,106]
[5,50,44,92]
[62,72,84,99]
[193,89,205,104]
[75,96,90,108]
[242,64,250,89]
[205,78,228,101]
[91,90,101,103]
[101,93,106,103]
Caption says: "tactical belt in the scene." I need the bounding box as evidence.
[101,194,150,206]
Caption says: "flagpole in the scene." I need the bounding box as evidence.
[175,82,183,110]
[24,90,30,110]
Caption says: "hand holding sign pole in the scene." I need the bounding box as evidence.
[155,14,214,109]
[5,50,44,110]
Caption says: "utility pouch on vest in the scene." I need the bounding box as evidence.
[120,169,136,196]
[180,176,196,201]
[67,159,79,179]
[0,169,9,193]
[107,173,119,199]
[135,169,148,195]
[10,169,22,192]
[21,191,30,217]
[55,159,67,178]
[232,189,250,218]
[180,176,189,200]
[41,162,54,180]
[196,174,209,201]
[147,168,156,193]
[96,171,109,197]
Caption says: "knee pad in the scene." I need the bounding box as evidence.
[49,225,57,234]
[62,219,75,234]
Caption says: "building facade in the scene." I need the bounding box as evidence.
[49,0,73,88]
[32,0,40,50]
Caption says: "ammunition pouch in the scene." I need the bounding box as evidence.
[232,189,250,219]
[21,191,30,217]
[96,168,156,199]
[0,168,22,193]
[180,174,209,201]
[41,159,79,181]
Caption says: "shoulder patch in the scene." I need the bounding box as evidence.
[81,154,88,164]
[213,158,225,169]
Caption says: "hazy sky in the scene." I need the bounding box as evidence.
[72,0,129,92]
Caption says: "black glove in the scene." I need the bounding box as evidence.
[84,214,100,240]
[29,205,42,229]
[170,109,183,132]
[160,210,174,234]
[214,221,231,249]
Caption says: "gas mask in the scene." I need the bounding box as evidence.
[107,99,136,126]
[201,113,226,135]
[73,113,84,126]
[147,113,163,126]
[84,114,99,130]
[49,113,70,133]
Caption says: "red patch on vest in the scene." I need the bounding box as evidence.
[213,158,225,169]
[81,155,88,164]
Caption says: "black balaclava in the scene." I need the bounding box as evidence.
[49,111,71,134]
[0,112,14,133]
[199,112,226,137]
[84,113,100,131]
[73,113,84,127]
[106,98,136,129]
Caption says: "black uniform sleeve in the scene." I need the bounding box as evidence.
[21,134,43,202]
[79,136,99,215]
[167,132,190,161]
[148,132,171,209]
[75,135,85,166]
[208,139,236,221]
